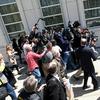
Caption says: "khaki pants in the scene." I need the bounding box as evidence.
[42,63,49,77]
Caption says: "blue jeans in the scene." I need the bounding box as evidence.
[5,83,17,100]
[62,51,70,70]
[32,68,41,84]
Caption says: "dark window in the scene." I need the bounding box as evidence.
[3,13,21,24]
[83,0,100,9]
[0,3,18,14]
[42,5,61,16]
[6,23,24,33]
[0,0,15,5]
[40,0,59,7]
[86,18,100,27]
[44,15,63,25]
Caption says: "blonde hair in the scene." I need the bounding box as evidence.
[47,61,57,74]
[6,45,13,51]
[23,75,38,92]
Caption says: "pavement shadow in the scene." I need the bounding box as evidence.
[20,65,27,74]
[17,73,28,80]
[96,76,100,88]
[17,65,28,80]
[97,97,100,100]
[70,75,83,85]
[73,86,93,98]
[73,75,100,98]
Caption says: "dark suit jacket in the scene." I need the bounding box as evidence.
[18,89,42,100]
[43,74,67,100]
[76,46,97,74]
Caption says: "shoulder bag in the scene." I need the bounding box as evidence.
[0,79,8,99]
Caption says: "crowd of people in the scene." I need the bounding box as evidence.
[0,21,99,100]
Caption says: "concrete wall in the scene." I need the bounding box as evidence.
[76,0,100,47]
[0,16,9,62]
[16,0,80,30]
[16,0,44,34]
[15,0,100,47]
[64,0,79,24]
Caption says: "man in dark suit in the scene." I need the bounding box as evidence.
[76,38,98,90]
[43,61,67,100]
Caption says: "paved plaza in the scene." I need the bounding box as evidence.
[6,58,100,100]
[68,59,100,100]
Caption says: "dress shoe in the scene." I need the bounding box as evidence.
[83,85,90,90]
[93,87,99,91]
[95,72,98,75]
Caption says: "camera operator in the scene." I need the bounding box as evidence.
[28,25,38,42]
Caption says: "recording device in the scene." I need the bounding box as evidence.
[90,31,98,41]
[34,18,45,29]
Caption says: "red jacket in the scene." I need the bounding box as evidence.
[26,51,45,71]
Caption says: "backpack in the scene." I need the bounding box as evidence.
[3,66,16,87]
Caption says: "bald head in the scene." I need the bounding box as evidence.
[81,38,87,46]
